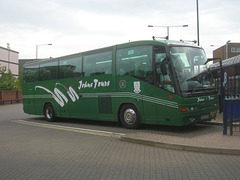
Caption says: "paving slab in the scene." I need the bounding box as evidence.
[120,119,240,155]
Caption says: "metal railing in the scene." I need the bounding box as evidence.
[223,96,240,135]
[0,99,23,105]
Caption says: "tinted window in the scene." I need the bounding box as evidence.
[156,63,175,93]
[39,61,58,81]
[59,57,82,79]
[155,45,167,63]
[23,64,39,83]
[116,46,152,82]
[83,51,112,76]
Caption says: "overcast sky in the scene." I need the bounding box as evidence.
[0,0,239,59]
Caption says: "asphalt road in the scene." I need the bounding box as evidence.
[1,104,240,179]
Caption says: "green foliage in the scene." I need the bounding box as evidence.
[18,69,23,90]
[0,64,22,91]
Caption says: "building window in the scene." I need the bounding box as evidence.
[231,47,240,53]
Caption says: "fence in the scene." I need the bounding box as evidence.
[223,96,240,135]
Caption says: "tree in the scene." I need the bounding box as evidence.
[17,69,23,90]
[0,64,21,91]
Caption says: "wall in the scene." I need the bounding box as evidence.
[0,91,22,105]
[213,43,240,61]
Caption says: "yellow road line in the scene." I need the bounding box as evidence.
[12,120,125,138]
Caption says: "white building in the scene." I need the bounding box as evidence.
[0,45,19,77]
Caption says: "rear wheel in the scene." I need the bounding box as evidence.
[120,104,140,129]
[44,103,56,122]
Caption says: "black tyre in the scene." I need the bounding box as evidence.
[44,103,56,122]
[119,104,140,129]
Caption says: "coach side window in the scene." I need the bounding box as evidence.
[83,51,112,77]
[59,57,82,79]
[23,64,39,83]
[116,46,153,83]
[39,61,58,81]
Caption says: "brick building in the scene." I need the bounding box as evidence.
[213,42,240,61]
[0,44,19,77]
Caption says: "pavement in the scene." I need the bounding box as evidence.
[3,103,240,156]
[120,113,240,155]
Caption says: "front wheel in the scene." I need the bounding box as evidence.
[44,103,56,122]
[119,104,140,129]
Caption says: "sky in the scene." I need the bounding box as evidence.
[0,0,239,59]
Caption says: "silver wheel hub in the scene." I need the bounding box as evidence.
[46,107,53,119]
[124,108,136,125]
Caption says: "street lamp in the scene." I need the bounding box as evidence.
[36,43,52,59]
[148,25,188,40]
[226,40,231,59]
[196,0,200,46]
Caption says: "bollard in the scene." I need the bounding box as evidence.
[230,100,233,135]
[223,98,227,135]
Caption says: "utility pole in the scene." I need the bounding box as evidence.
[196,0,200,46]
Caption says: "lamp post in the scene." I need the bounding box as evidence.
[226,40,231,59]
[36,43,52,59]
[196,0,200,46]
[148,25,188,40]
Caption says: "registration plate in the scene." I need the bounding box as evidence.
[201,114,209,120]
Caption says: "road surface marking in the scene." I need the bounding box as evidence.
[12,120,125,138]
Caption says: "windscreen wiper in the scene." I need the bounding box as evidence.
[192,85,204,93]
